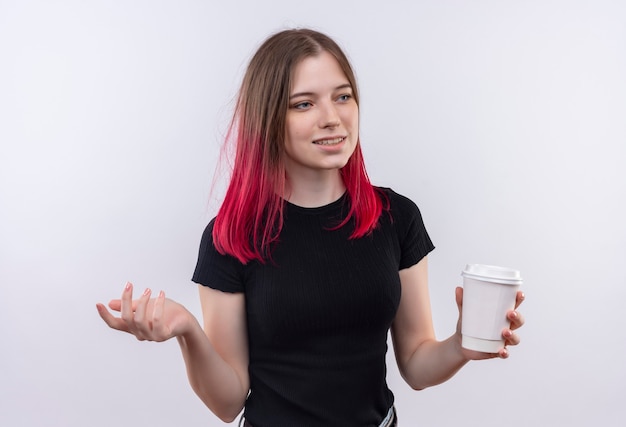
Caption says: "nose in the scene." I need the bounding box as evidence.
[319,102,340,128]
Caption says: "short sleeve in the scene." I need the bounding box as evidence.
[384,188,435,270]
[191,219,245,293]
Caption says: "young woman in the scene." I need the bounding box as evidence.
[97,28,525,427]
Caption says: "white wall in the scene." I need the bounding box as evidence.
[1,1,625,426]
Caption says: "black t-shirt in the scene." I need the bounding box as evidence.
[192,187,434,427]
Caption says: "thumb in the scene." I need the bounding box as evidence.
[455,286,463,313]
[454,286,464,335]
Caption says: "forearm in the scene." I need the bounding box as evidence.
[176,315,248,422]
[399,333,469,391]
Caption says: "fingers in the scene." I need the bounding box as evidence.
[151,291,167,341]
[500,312,523,358]
[102,282,156,341]
[121,283,159,341]
[133,288,153,337]
[499,296,526,358]
[502,327,521,346]
[507,309,525,331]
[108,299,122,312]
[514,290,525,309]
[96,303,130,332]
[108,298,139,312]
[152,291,165,326]
[120,282,135,333]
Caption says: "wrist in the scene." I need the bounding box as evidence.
[451,332,471,363]
[178,308,201,338]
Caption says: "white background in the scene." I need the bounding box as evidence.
[1,1,625,426]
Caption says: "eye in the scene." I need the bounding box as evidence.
[337,94,352,102]
[291,101,312,110]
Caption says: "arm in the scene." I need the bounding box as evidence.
[179,285,249,422]
[390,257,524,390]
[96,283,249,422]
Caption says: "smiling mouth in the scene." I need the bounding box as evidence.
[312,137,345,146]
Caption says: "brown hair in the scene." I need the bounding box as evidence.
[213,29,383,264]
[237,28,360,170]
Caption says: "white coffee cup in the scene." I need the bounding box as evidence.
[461,264,522,353]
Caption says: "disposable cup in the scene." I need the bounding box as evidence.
[461,264,522,353]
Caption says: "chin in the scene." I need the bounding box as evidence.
[326,161,350,171]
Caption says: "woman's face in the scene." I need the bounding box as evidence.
[283,51,359,180]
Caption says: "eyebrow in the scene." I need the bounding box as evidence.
[289,83,352,100]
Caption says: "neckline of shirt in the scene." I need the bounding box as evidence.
[284,191,348,215]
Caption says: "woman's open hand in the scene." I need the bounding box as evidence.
[96,282,192,342]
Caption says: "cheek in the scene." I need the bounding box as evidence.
[343,106,359,130]
[348,114,359,138]
[285,117,309,140]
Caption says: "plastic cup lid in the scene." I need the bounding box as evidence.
[461,264,522,285]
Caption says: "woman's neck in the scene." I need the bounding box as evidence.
[284,171,346,208]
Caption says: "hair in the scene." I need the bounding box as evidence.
[212,28,385,264]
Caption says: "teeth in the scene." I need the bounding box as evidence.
[313,137,344,145]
